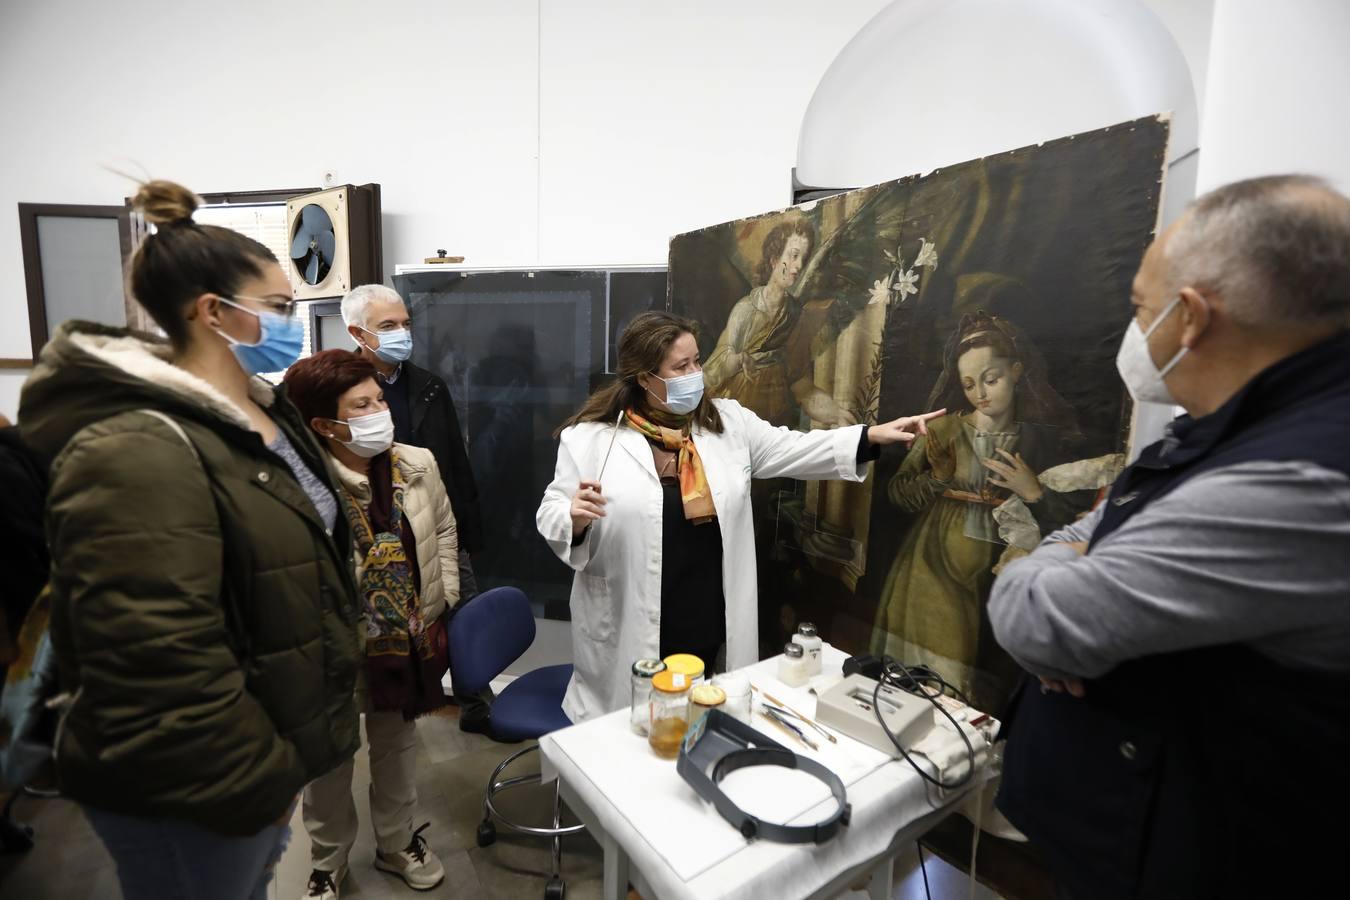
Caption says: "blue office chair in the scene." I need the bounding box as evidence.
[449,586,584,900]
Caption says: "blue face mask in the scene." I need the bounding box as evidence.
[361,326,413,364]
[650,370,705,415]
[217,298,305,375]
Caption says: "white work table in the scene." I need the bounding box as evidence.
[539,646,992,900]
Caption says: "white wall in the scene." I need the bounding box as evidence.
[1195,0,1350,194]
[0,0,890,419]
[1143,0,1214,113]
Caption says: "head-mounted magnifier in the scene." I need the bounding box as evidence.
[676,708,851,843]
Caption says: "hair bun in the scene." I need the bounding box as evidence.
[133,179,201,227]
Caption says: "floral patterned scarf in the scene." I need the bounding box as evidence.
[341,451,446,719]
[624,408,717,524]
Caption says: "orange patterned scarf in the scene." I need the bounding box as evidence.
[624,408,717,524]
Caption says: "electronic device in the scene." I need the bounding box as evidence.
[815,673,937,753]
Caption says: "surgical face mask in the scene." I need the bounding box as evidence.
[649,370,705,415]
[361,326,413,364]
[330,409,395,458]
[1116,296,1189,406]
[216,298,304,375]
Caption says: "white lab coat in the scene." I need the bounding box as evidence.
[536,398,871,722]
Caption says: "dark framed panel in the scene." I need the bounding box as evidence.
[19,203,135,359]
[394,270,601,619]
[605,269,667,374]
[198,187,319,206]
[306,299,348,352]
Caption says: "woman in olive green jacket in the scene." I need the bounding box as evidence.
[17,181,362,900]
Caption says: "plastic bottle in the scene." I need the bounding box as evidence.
[792,622,823,677]
[778,642,809,687]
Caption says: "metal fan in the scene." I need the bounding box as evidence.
[286,184,382,300]
[290,203,337,285]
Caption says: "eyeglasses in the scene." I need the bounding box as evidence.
[231,294,298,318]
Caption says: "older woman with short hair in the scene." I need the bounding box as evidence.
[283,349,460,900]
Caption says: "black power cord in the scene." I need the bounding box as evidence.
[871,656,977,790]
[917,841,933,900]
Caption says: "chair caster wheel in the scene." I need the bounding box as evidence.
[544,876,565,900]
[476,820,497,847]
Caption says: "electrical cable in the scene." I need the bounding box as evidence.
[890,664,972,707]
[917,841,933,900]
[969,785,984,900]
[871,656,977,790]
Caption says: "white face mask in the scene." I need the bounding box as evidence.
[331,409,394,458]
[1115,296,1190,406]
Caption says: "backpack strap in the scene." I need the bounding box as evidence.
[140,409,200,463]
[136,410,253,660]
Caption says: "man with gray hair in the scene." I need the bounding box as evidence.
[990,175,1350,898]
[341,284,494,734]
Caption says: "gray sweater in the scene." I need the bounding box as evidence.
[989,460,1350,681]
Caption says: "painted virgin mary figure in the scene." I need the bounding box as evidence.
[871,303,1090,711]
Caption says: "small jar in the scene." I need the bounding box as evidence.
[792,622,823,677]
[662,653,706,684]
[689,683,727,725]
[778,642,809,687]
[630,658,666,736]
[648,670,693,760]
[712,672,752,724]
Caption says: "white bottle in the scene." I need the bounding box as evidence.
[792,622,823,677]
[778,642,809,687]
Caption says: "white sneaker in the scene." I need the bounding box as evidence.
[374,823,445,891]
[304,864,347,900]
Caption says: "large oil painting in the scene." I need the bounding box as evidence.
[669,116,1169,712]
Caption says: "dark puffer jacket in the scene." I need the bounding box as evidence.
[19,321,362,836]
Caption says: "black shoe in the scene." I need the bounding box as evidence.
[306,866,346,899]
[459,714,493,735]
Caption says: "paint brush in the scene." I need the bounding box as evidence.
[751,683,839,744]
[758,709,818,752]
[596,408,625,482]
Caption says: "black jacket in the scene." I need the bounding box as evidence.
[997,332,1350,899]
[403,362,484,554]
[0,426,49,663]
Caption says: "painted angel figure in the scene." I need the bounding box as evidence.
[703,192,915,429]
[702,220,856,427]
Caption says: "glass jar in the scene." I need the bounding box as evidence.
[792,622,823,677]
[712,672,752,724]
[662,653,706,684]
[648,670,693,760]
[778,642,809,687]
[630,658,666,736]
[689,683,726,725]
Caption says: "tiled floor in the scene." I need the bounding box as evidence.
[1,709,998,899]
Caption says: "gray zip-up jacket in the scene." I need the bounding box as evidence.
[989,459,1350,681]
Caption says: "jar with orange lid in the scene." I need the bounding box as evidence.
[648,670,693,759]
[662,653,706,684]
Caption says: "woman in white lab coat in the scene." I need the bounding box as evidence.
[537,312,943,722]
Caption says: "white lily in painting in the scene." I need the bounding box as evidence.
[893,268,920,301]
[868,275,893,307]
[914,238,939,271]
